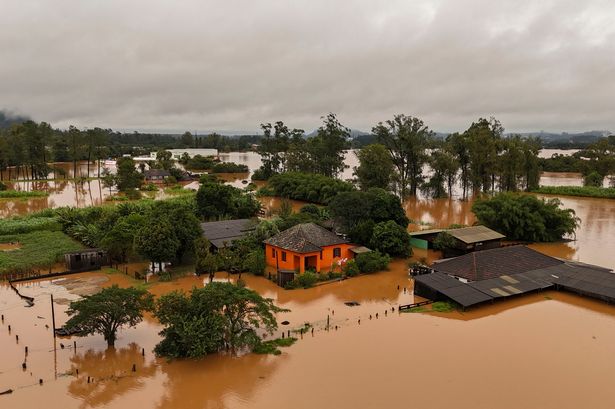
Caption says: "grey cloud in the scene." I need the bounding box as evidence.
[1,0,614,133]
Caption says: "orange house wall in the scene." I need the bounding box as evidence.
[265,243,356,273]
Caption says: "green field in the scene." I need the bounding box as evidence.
[0,190,49,199]
[0,230,83,276]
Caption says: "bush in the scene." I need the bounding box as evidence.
[140,183,159,192]
[253,337,297,355]
[185,155,215,170]
[285,271,319,289]
[211,162,249,173]
[244,248,266,276]
[355,251,390,273]
[0,181,6,191]
[342,259,360,277]
[584,171,604,187]
[251,168,268,181]
[0,190,49,198]
[370,221,411,257]
[432,232,457,250]
[472,192,579,242]
[124,188,142,200]
[267,172,354,204]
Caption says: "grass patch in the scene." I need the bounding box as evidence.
[0,230,83,276]
[404,306,428,313]
[0,190,49,199]
[253,337,297,355]
[164,186,195,195]
[430,301,456,312]
[532,186,615,199]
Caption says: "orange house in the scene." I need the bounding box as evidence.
[264,223,357,276]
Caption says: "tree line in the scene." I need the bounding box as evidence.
[0,121,259,181]
[255,114,544,198]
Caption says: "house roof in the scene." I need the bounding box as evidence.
[416,248,614,308]
[264,223,348,253]
[433,245,564,281]
[201,219,255,249]
[144,169,171,178]
[409,225,504,244]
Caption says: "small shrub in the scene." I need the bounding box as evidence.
[211,162,249,173]
[140,183,159,192]
[124,188,142,200]
[253,337,297,355]
[342,259,360,277]
[285,271,319,289]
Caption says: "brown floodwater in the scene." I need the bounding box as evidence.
[0,149,584,218]
[3,148,615,408]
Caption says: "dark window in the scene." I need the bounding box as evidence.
[333,248,341,258]
[75,254,81,262]
[320,251,323,260]
[272,248,276,258]
[282,252,287,262]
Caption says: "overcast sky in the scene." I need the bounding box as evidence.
[1,0,614,134]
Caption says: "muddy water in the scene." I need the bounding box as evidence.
[3,265,615,408]
[0,149,590,218]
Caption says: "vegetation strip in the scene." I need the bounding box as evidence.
[532,186,615,199]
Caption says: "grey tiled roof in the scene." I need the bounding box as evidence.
[201,219,255,249]
[433,245,563,281]
[264,223,348,253]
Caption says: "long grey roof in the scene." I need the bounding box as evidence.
[416,246,615,308]
[264,223,348,253]
[433,245,563,281]
[201,219,255,249]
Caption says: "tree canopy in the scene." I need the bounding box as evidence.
[154,282,286,358]
[472,193,579,242]
[65,285,154,347]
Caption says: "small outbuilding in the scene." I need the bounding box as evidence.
[144,169,171,181]
[410,225,504,256]
[201,219,256,250]
[65,249,108,273]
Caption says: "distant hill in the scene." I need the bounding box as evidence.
[305,128,370,139]
[0,110,30,129]
[515,130,611,147]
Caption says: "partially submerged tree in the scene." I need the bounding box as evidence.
[154,282,287,358]
[472,192,579,242]
[354,144,395,191]
[65,285,154,347]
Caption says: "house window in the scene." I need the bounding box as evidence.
[272,248,276,258]
[282,251,287,262]
[333,248,341,258]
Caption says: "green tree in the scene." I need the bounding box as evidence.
[432,231,457,251]
[354,144,394,190]
[100,214,144,263]
[134,219,179,272]
[423,146,459,198]
[373,114,432,196]
[196,182,260,219]
[115,157,143,191]
[180,131,194,148]
[257,121,302,178]
[306,113,351,177]
[156,150,174,171]
[154,283,286,358]
[465,117,503,193]
[65,285,154,347]
[370,220,411,257]
[584,171,604,187]
[472,192,579,242]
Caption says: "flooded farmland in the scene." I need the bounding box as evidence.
[2,148,615,408]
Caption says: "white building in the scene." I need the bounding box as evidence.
[147,149,218,160]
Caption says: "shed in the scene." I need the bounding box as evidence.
[144,169,171,181]
[409,225,504,255]
[64,249,108,273]
[201,219,256,250]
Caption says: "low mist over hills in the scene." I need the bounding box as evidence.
[0,110,29,129]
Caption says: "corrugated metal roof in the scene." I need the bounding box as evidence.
[447,225,505,244]
[414,272,493,308]
[350,246,372,254]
